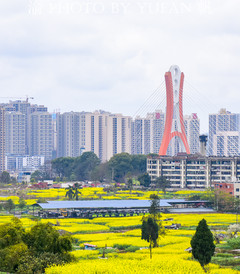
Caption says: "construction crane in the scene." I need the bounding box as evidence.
[0,95,34,102]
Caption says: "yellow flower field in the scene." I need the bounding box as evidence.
[46,253,239,274]
[0,211,239,273]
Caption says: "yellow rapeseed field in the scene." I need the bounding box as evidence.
[0,211,239,273]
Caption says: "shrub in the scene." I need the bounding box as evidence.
[227,237,240,249]
[125,246,140,252]
[113,244,131,250]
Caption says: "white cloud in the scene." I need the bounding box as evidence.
[0,0,239,133]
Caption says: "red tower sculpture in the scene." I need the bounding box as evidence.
[159,65,190,155]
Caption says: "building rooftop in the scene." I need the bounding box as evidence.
[35,199,173,210]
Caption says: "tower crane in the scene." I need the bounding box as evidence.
[0,95,34,102]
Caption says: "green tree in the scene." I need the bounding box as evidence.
[155,176,171,194]
[91,162,110,182]
[73,183,82,200]
[148,194,165,247]
[0,218,74,273]
[149,194,160,219]
[3,199,15,213]
[17,251,74,273]
[0,171,11,184]
[31,170,45,182]
[0,243,28,273]
[18,198,27,210]
[9,176,17,184]
[191,219,215,272]
[74,152,101,181]
[0,217,25,249]
[127,178,133,193]
[24,222,73,255]
[65,186,74,200]
[138,173,151,187]
[141,216,159,259]
[108,153,133,182]
[131,154,147,175]
[52,157,75,179]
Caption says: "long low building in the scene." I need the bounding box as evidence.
[147,154,240,189]
[33,199,213,218]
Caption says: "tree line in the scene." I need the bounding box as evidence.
[51,152,148,183]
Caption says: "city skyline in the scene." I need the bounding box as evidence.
[0,1,239,135]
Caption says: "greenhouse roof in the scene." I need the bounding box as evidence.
[35,199,173,210]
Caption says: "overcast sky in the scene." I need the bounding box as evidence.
[0,0,239,132]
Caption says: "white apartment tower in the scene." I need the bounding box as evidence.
[209,109,240,156]
[132,110,165,155]
[57,112,82,158]
[165,114,200,156]
[29,112,53,161]
[57,111,132,161]
[0,108,5,172]
[5,112,26,155]
[184,113,200,154]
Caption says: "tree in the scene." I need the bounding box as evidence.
[74,152,100,181]
[65,186,74,200]
[191,219,215,272]
[155,176,171,194]
[0,171,11,184]
[3,199,15,213]
[73,183,81,200]
[148,194,165,247]
[0,218,74,273]
[127,178,133,193]
[141,216,159,259]
[131,155,147,175]
[10,177,17,184]
[0,217,25,249]
[214,190,235,212]
[31,170,45,182]
[52,157,75,179]
[91,162,111,182]
[149,194,160,219]
[24,222,73,255]
[18,198,27,210]
[138,173,151,187]
[108,153,133,182]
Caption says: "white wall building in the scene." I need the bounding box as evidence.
[29,112,53,161]
[209,109,240,156]
[5,112,26,155]
[57,110,132,161]
[132,110,165,155]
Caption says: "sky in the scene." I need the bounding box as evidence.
[0,0,239,133]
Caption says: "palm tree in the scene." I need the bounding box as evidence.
[65,186,74,200]
[73,183,82,200]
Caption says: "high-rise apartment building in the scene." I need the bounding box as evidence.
[0,108,5,172]
[131,110,165,155]
[132,111,200,156]
[2,100,49,155]
[57,111,132,161]
[57,112,82,158]
[5,112,26,155]
[209,109,240,156]
[184,113,200,154]
[29,112,53,161]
